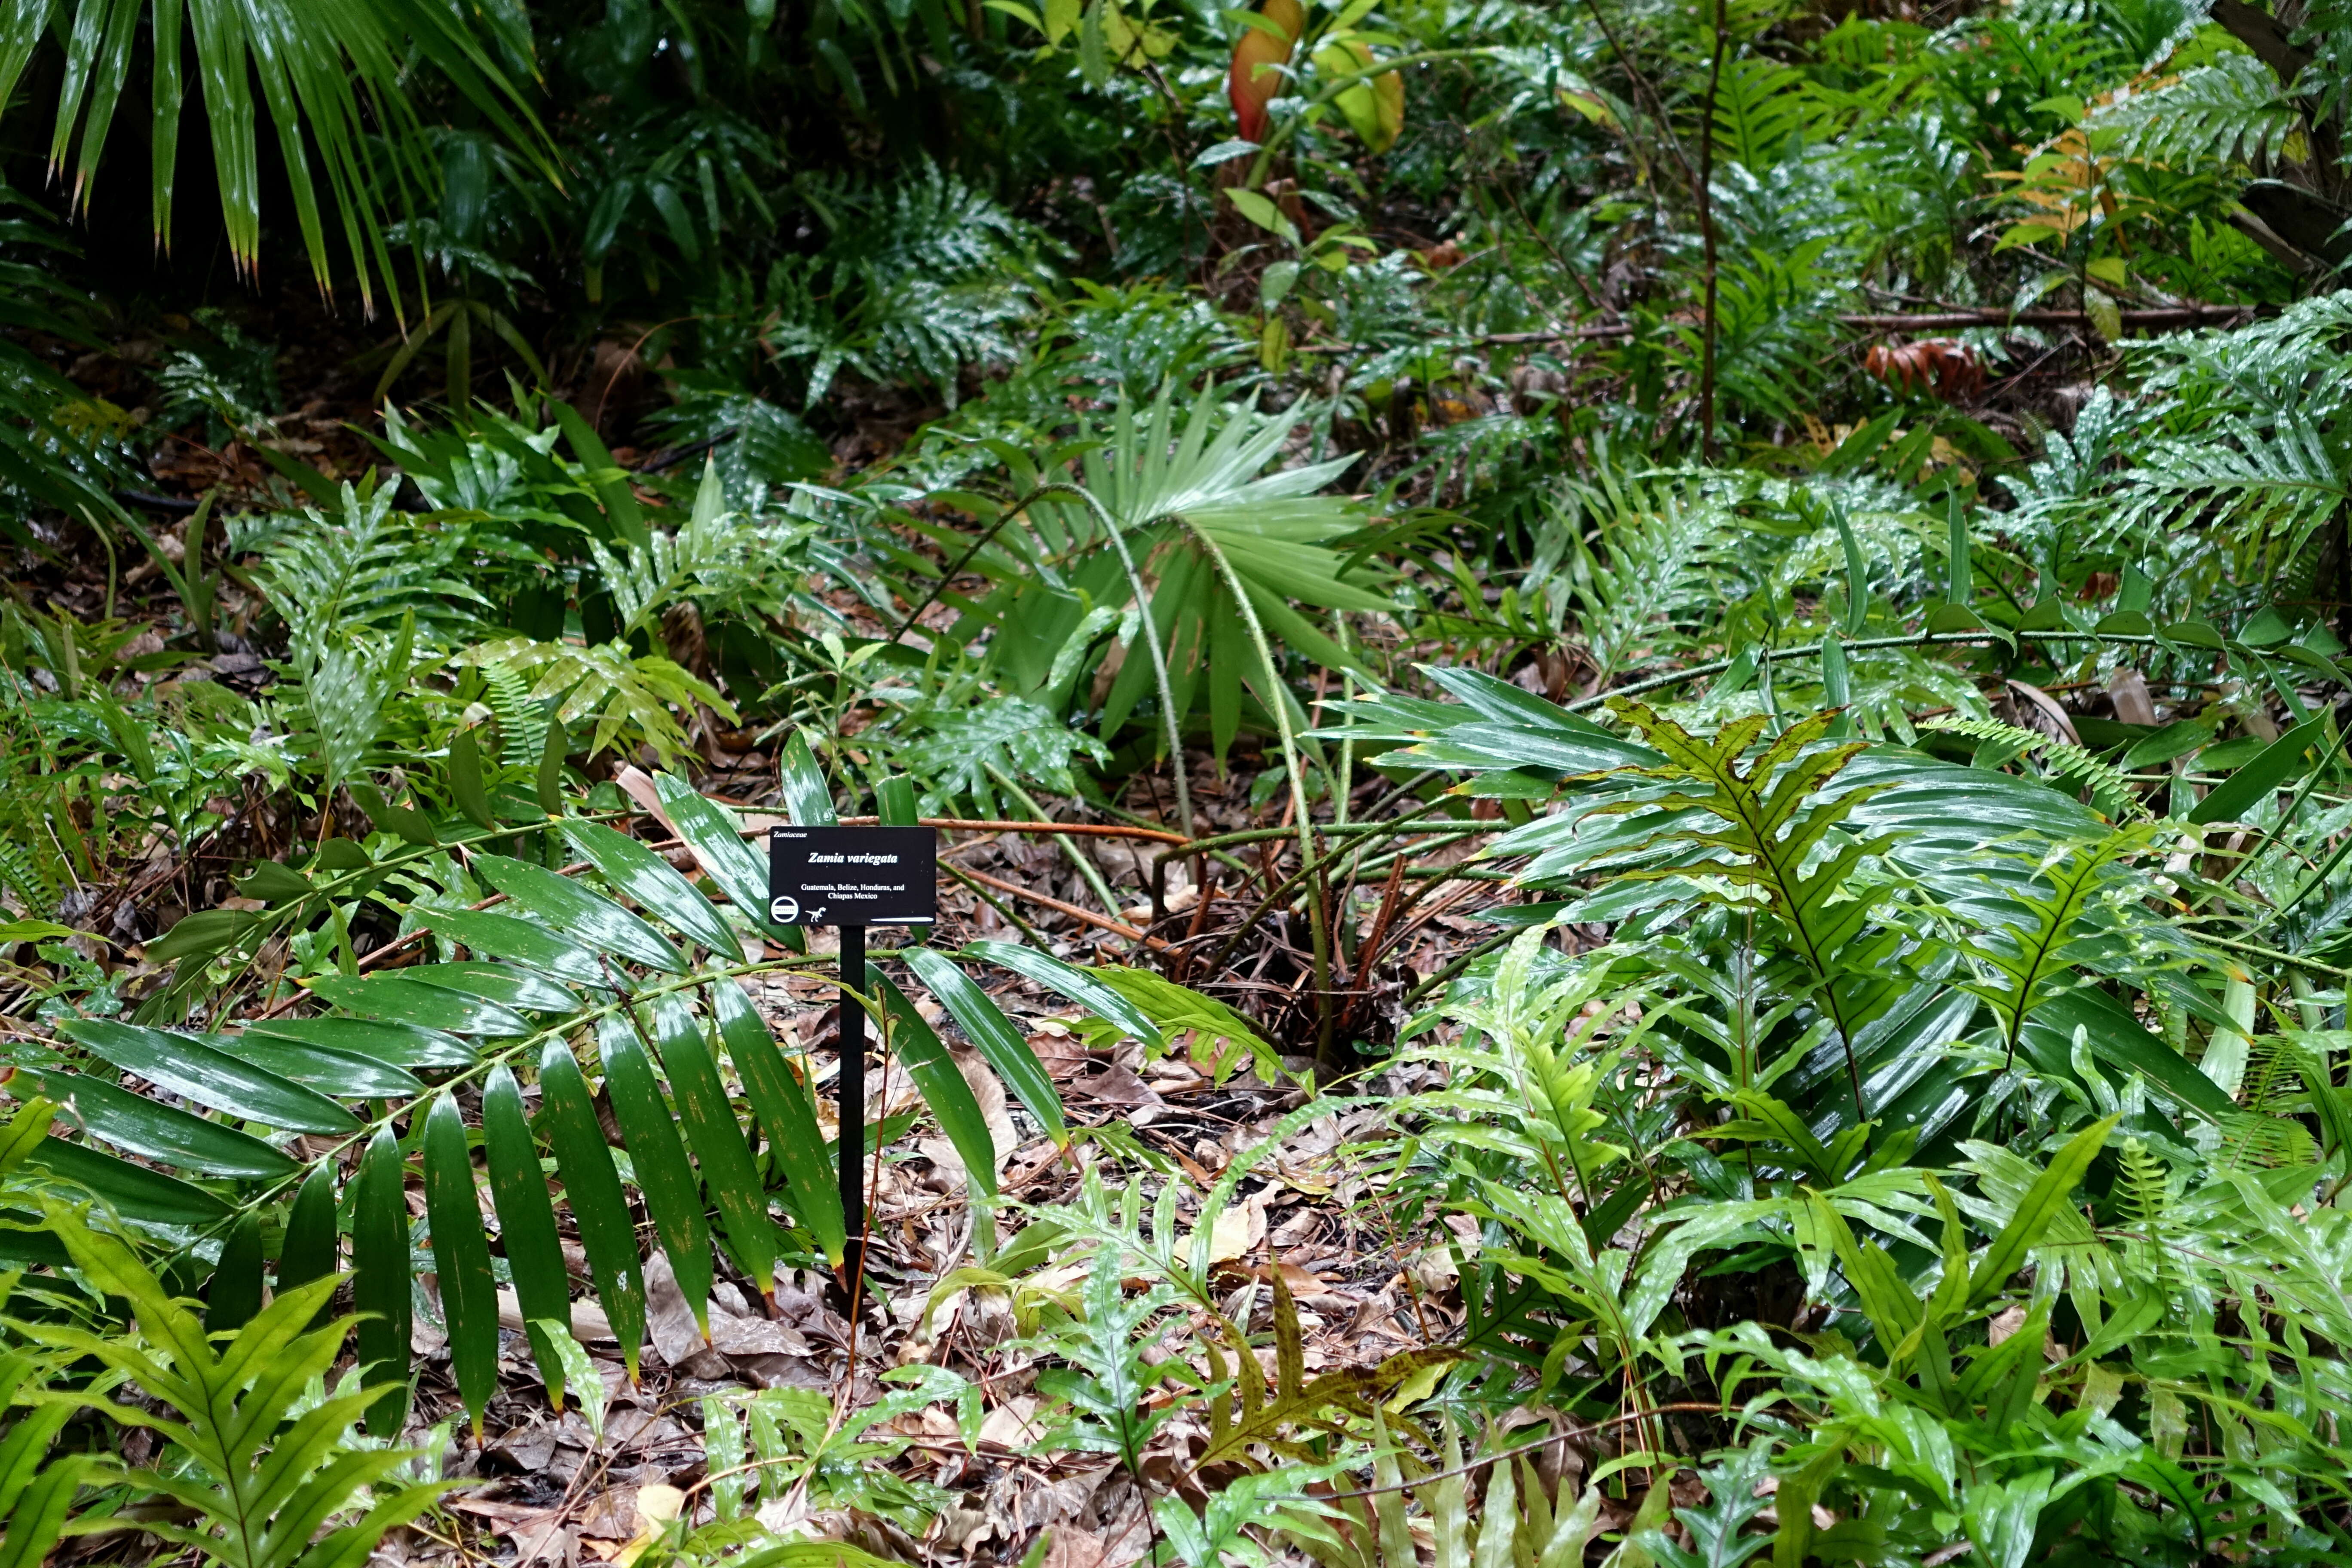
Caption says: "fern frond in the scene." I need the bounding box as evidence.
[1710,56,1827,171]
[2217,1106,2318,1170]
[252,484,488,662]
[2113,1136,2176,1287]
[486,662,549,774]
[763,163,1048,407]
[1926,715,2144,820]
[0,836,58,918]
[2092,55,2297,172]
[1559,467,1732,680]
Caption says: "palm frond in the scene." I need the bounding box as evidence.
[0,0,552,311]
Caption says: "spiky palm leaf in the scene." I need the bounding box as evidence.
[0,0,548,311]
[8,772,1168,1437]
[952,384,1386,761]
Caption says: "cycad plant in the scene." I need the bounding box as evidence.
[21,761,1179,1436]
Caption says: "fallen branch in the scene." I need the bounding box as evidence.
[1287,303,2257,355]
[837,815,1186,845]
[1838,305,2255,331]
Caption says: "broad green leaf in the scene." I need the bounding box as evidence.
[352,1125,412,1436]
[703,1396,748,1520]
[450,727,497,830]
[59,1020,358,1135]
[2122,720,2213,770]
[903,947,1066,1147]
[26,1139,229,1227]
[1811,1194,1920,1352]
[406,959,582,1014]
[777,730,838,826]
[278,1164,340,1324]
[303,972,533,1037]
[0,1397,75,1527]
[0,1454,88,1568]
[537,1039,648,1378]
[423,906,614,991]
[536,716,567,814]
[476,853,686,973]
[482,1065,574,1408]
[204,1212,266,1335]
[349,781,441,847]
[551,398,649,550]
[143,908,257,965]
[2188,717,2323,824]
[532,1319,608,1440]
[965,940,1164,1049]
[652,773,782,933]
[599,1016,713,1334]
[243,1017,478,1070]
[875,775,919,826]
[709,980,844,1266]
[423,1094,500,1435]
[2023,989,2235,1121]
[879,977,997,1197]
[9,1068,297,1179]
[208,1032,424,1099]
[647,996,779,1300]
[0,1099,47,1183]
[565,820,741,957]
[1967,1113,2118,1309]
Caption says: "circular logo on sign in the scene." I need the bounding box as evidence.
[769,895,799,924]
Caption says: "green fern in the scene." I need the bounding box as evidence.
[1926,715,2144,821]
[484,662,548,775]
[252,484,487,665]
[456,636,735,766]
[0,836,57,918]
[1558,459,1733,682]
[2116,1142,2164,1288]
[1710,56,1826,171]
[2092,55,2298,170]
[760,163,1048,407]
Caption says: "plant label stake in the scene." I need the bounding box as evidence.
[768,825,936,1299]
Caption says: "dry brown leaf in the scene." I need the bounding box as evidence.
[2006,678,2082,747]
[1198,1192,1268,1265]
[640,1252,707,1369]
[978,1395,1047,1451]
[499,1286,616,1344]
[2108,667,2158,726]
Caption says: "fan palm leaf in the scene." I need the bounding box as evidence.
[0,0,551,312]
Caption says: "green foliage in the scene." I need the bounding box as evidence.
[21,1202,444,1568]
[18,0,2352,1556]
[0,0,547,306]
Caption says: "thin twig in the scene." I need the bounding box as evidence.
[954,865,1171,950]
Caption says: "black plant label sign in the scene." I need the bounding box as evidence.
[768,827,937,926]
